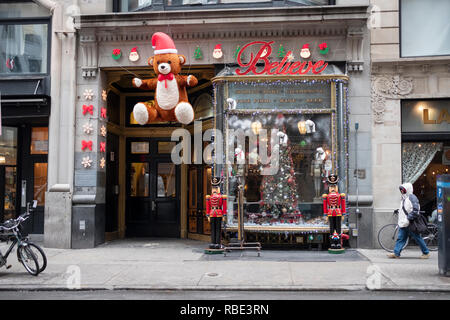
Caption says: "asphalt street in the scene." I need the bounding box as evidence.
[1,289,450,300]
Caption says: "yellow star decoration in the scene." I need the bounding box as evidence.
[287,53,295,62]
[102,89,107,101]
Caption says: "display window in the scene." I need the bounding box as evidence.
[402,141,450,220]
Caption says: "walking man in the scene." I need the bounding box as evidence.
[387,183,430,259]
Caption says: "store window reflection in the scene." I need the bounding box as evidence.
[157,163,176,198]
[130,163,149,197]
[33,163,47,206]
[406,142,450,219]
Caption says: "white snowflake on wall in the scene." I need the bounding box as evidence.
[83,89,94,100]
[81,156,93,168]
[102,89,107,101]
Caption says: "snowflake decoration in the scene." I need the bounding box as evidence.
[83,122,94,134]
[287,53,295,62]
[100,125,107,137]
[83,89,94,100]
[102,89,107,101]
[81,156,93,168]
[100,157,106,169]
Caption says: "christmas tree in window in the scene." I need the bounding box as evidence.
[258,114,301,225]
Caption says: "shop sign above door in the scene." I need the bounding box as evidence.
[402,100,450,133]
[236,41,328,76]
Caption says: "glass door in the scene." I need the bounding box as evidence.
[0,127,18,222]
[126,138,180,237]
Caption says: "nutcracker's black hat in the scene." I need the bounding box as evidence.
[327,174,339,185]
[211,177,222,187]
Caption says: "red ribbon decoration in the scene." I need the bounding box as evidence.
[100,107,107,119]
[99,142,106,152]
[158,73,174,89]
[83,105,94,115]
[81,140,93,151]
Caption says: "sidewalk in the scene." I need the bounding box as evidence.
[0,239,449,292]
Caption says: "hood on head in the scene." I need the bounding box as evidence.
[400,182,413,196]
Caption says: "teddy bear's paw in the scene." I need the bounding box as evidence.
[132,78,142,88]
[133,103,149,125]
[175,102,194,125]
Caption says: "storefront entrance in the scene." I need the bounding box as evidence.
[126,138,180,237]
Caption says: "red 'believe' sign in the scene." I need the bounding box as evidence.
[236,41,328,76]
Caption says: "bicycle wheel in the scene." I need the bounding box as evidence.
[17,245,39,276]
[378,224,409,252]
[27,243,47,273]
[422,224,438,252]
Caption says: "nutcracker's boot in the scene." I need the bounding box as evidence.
[331,231,340,249]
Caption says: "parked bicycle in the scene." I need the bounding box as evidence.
[378,210,438,253]
[0,201,47,276]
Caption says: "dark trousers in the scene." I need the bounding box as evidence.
[210,217,222,248]
[329,216,342,247]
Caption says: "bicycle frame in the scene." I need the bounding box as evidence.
[0,224,28,262]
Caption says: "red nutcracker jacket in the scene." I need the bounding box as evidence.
[206,193,227,218]
[322,192,346,217]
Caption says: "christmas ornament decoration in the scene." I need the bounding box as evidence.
[312,147,327,199]
[102,89,107,101]
[131,32,198,125]
[233,45,241,59]
[81,140,93,151]
[305,119,316,133]
[277,44,286,58]
[100,157,106,169]
[297,121,307,134]
[322,174,346,252]
[205,177,227,250]
[287,52,295,62]
[83,122,94,134]
[6,57,15,71]
[226,98,237,110]
[99,142,106,152]
[251,121,262,135]
[277,131,288,146]
[300,140,307,147]
[129,47,140,62]
[100,107,107,119]
[82,104,94,115]
[100,125,107,137]
[83,89,94,100]
[212,44,223,59]
[112,49,122,60]
[194,46,203,60]
[319,42,329,55]
[300,44,311,59]
[81,156,93,168]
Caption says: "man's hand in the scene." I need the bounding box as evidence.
[207,216,210,223]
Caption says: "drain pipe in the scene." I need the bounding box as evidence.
[355,122,360,217]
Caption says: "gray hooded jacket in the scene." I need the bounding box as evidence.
[398,183,420,228]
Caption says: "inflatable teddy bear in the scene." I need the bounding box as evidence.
[132,32,198,125]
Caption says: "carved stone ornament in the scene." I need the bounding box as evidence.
[80,33,98,78]
[371,75,413,124]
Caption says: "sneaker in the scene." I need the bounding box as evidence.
[420,253,430,259]
[387,253,400,259]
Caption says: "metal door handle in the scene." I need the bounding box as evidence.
[152,201,156,211]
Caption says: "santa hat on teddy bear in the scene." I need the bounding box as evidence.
[152,32,178,55]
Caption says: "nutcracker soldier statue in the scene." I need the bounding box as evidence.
[322,174,346,253]
[205,177,227,253]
